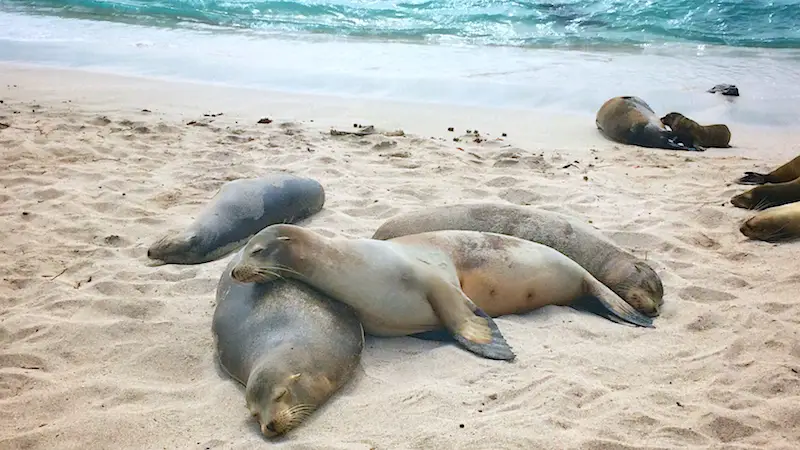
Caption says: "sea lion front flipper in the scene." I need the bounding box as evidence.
[583,278,655,328]
[737,171,770,185]
[425,278,516,361]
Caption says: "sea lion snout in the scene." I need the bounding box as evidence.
[261,420,278,436]
[739,219,754,238]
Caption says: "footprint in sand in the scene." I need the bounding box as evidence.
[679,285,737,303]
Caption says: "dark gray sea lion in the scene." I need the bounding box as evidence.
[596,96,702,151]
[731,177,800,210]
[371,203,665,317]
[213,249,364,438]
[147,173,325,265]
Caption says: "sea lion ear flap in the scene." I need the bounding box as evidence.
[277,236,291,241]
[288,373,302,384]
[185,231,199,244]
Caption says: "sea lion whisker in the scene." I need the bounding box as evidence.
[765,223,790,241]
[268,263,305,278]
[256,267,285,280]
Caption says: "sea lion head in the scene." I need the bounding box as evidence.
[730,187,770,210]
[146,229,201,265]
[607,260,664,317]
[246,371,318,437]
[659,112,684,129]
[739,210,796,242]
[231,224,298,283]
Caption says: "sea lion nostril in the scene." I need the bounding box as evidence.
[265,421,277,433]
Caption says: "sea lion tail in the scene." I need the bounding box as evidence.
[736,172,770,185]
[583,278,655,328]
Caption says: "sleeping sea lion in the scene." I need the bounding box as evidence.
[147,173,325,265]
[595,96,702,151]
[731,177,800,210]
[371,203,665,317]
[660,112,731,148]
[229,225,655,361]
[213,249,364,438]
[739,202,800,242]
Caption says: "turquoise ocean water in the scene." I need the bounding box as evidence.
[3,0,800,49]
[1,1,800,125]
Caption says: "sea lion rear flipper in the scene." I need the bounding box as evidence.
[583,279,654,328]
[426,278,516,361]
[736,172,770,185]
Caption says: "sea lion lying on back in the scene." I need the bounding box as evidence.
[660,112,731,149]
[372,203,664,317]
[736,154,800,185]
[595,96,702,152]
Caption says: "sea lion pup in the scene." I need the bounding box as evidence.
[231,225,518,361]
[737,154,800,185]
[147,173,325,265]
[371,203,664,317]
[230,225,654,358]
[595,96,702,151]
[660,112,731,148]
[213,249,364,438]
[739,202,800,242]
[731,177,800,210]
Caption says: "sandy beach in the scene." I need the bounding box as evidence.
[1,63,800,449]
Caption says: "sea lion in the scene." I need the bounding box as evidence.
[147,174,325,265]
[230,224,518,361]
[371,203,664,317]
[595,96,702,151]
[737,154,800,185]
[213,249,364,438]
[660,112,731,148]
[230,225,654,360]
[731,177,800,210]
[739,202,800,242]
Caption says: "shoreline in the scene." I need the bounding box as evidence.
[2,62,799,163]
[2,10,800,130]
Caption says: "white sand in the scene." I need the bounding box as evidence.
[1,63,799,449]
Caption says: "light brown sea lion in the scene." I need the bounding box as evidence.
[730,177,800,210]
[736,154,800,185]
[371,203,664,317]
[660,112,731,148]
[739,202,800,242]
[595,96,702,151]
[213,249,364,438]
[229,225,654,360]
